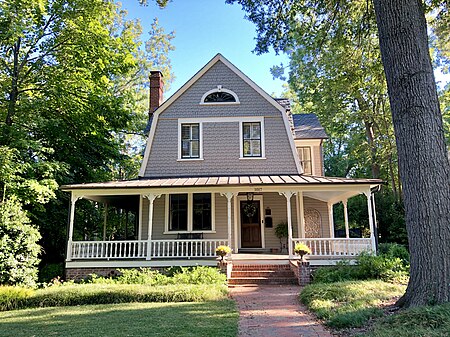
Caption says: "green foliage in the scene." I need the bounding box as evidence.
[365,302,450,337]
[38,263,64,283]
[312,248,410,284]
[300,280,405,328]
[0,198,41,287]
[86,266,227,286]
[0,286,34,311]
[274,222,288,238]
[0,283,228,312]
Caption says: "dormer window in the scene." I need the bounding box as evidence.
[200,86,240,105]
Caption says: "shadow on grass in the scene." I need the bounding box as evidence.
[0,300,238,337]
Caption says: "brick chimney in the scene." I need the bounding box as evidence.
[149,71,164,119]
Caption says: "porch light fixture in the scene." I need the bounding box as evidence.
[246,192,254,202]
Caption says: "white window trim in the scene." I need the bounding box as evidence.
[199,87,240,105]
[178,122,203,160]
[239,118,266,159]
[164,192,216,234]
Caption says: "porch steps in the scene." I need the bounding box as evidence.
[228,264,297,286]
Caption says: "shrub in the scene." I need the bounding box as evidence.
[0,286,34,311]
[312,262,362,284]
[0,284,228,311]
[377,243,409,263]
[85,266,226,286]
[0,197,41,287]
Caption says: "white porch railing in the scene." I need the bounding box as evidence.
[69,239,228,260]
[71,240,148,259]
[292,238,372,257]
[150,239,228,258]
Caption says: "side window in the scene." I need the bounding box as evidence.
[181,123,200,159]
[297,147,312,175]
[242,122,262,157]
[192,193,212,231]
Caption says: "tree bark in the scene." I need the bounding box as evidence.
[373,0,450,306]
[6,38,21,127]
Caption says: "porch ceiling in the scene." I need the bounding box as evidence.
[303,190,361,204]
[61,174,382,191]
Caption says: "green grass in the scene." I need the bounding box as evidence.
[0,284,228,311]
[0,300,238,337]
[363,303,450,337]
[300,280,405,329]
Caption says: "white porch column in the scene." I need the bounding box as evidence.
[144,193,162,260]
[233,193,239,253]
[103,203,108,241]
[66,194,82,261]
[297,191,305,238]
[279,191,297,259]
[138,195,143,241]
[364,191,377,252]
[327,202,335,238]
[221,192,238,252]
[343,199,350,239]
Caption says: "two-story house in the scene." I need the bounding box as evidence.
[62,54,382,279]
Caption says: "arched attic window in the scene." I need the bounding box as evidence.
[200,86,240,105]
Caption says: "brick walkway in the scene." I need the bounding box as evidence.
[230,285,333,337]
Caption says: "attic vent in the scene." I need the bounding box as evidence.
[200,87,240,105]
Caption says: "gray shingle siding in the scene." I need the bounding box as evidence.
[143,60,299,177]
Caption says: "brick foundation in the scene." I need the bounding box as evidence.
[65,268,124,280]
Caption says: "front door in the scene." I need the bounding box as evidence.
[240,200,261,248]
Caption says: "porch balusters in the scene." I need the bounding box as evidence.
[144,193,162,260]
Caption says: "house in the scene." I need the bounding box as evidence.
[61,54,382,279]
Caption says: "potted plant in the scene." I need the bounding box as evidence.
[294,243,311,261]
[275,222,288,253]
[215,245,232,261]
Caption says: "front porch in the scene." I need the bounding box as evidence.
[63,174,381,270]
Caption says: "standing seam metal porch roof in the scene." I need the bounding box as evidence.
[61,175,382,190]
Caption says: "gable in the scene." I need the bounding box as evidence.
[139,54,302,178]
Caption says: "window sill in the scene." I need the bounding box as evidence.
[239,157,266,160]
[163,230,216,235]
[199,102,240,106]
[177,158,204,162]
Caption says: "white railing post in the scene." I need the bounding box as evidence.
[343,199,350,239]
[144,193,162,260]
[279,191,296,259]
[66,194,82,262]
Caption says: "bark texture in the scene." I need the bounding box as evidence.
[373,0,450,306]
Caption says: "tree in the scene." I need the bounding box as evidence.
[0,0,174,265]
[227,0,450,306]
[0,197,41,286]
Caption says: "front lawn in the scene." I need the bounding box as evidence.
[364,302,450,337]
[300,280,406,328]
[0,300,238,337]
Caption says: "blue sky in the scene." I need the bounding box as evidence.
[123,0,289,98]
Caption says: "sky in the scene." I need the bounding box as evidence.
[123,0,289,98]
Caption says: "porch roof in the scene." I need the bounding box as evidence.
[61,174,382,191]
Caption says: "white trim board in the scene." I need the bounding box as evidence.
[139,53,302,177]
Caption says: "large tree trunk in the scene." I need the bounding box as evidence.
[373,0,450,307]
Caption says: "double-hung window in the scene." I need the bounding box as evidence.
[242,122,262,157]
[297,147,312,175]
[181,123,200,159]
[167,193,213,232]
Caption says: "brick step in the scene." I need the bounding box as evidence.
[228,277,298,285]
[231,270,295,278]
[231,264,291,271]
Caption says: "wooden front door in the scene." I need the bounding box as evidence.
[240,200,262,248]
